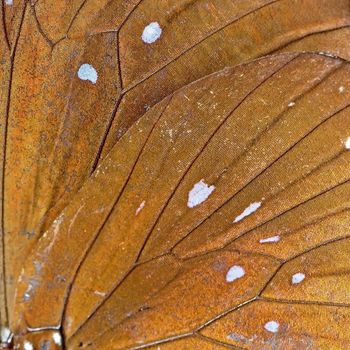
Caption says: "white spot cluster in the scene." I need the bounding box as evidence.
[259,235,280,244]
[233,202,262,223]
[264,320,280,333]
[77,63,98,84]
[226,265,245,282]
[187,180,215,208]
[345,137,350,149]
[141,22,162,44]
[292,272,305,284]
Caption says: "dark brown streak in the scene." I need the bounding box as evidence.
[0,0,26,326]
[64,0,88,39]
[269,24,350,55]
[171,100,350,255]
[258,234,350,296]
[282,206,350,239]
[134,55,299,264]
[260,296,350,308]
[196,333,246,350]
[30,3,53,48]
[1,0,10,50]
[89,0,144,173]
[62,95,175,335]
[121,0,282,93]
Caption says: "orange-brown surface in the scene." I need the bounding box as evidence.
[1,1,350,349]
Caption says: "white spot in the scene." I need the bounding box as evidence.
[288,102,295,107]
[94,290,106,297]
[292,272,305,284]
[0,327,12,343]
[345,137,350,149]
[339,86,345,93]
[5,0,12,5]
[226,265,245,282]
[23,341,34,350]
[259,235,281,244]
[264,320,279,333]
[233,202,262,223]
[187,180,215,208]
[77,63,98,84]
[135,200,146,215]
[142,22,162,44]
[52,332,62,346]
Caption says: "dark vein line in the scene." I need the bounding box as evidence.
[1,0,10,50]
[134,55,299,263]
[64,0,88,38]
[76,58,347,333]
[121,0,281,93]
[121,1,348,94]
[126,332,193,350]
[30,3,54,48]
[61,95,174,333]
[88,0,145,172]
[180,175,350,265]
[282,206,350,239]
[270,24,350,54]
[260,296,350,308]
[90,95,122,174]
[258,234,350,296]
[171,100,350,255]
[0,0,26,326]
[196,333,246,350]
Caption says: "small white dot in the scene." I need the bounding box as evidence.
[141,22,162,44]
[23,341,34,350]
[52,332,62,346]
[339,86,345,93]
[292,272,305,284]
[77,63,98,84]
[345,137,350,149]
[264,320,279,333]
[259,235,280,244]
[288,102,295,107]
[226,265,245,282]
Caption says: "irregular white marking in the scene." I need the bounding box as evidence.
[339,86,345,93]
[226,265,245,282]
[5,0,12,5]
[187,180,215,208]
[345,137,350,149]
[141,22,162,44]
[264,321,280,333]
[292,272,305,284]
[259,235,281,244]
[52,332,62,346]
[233,202,262,223]
[288,101,295,107]
[0,327,11,343]
[77,63,98,84]
[135,200,146,215]
[23,341,34,350]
